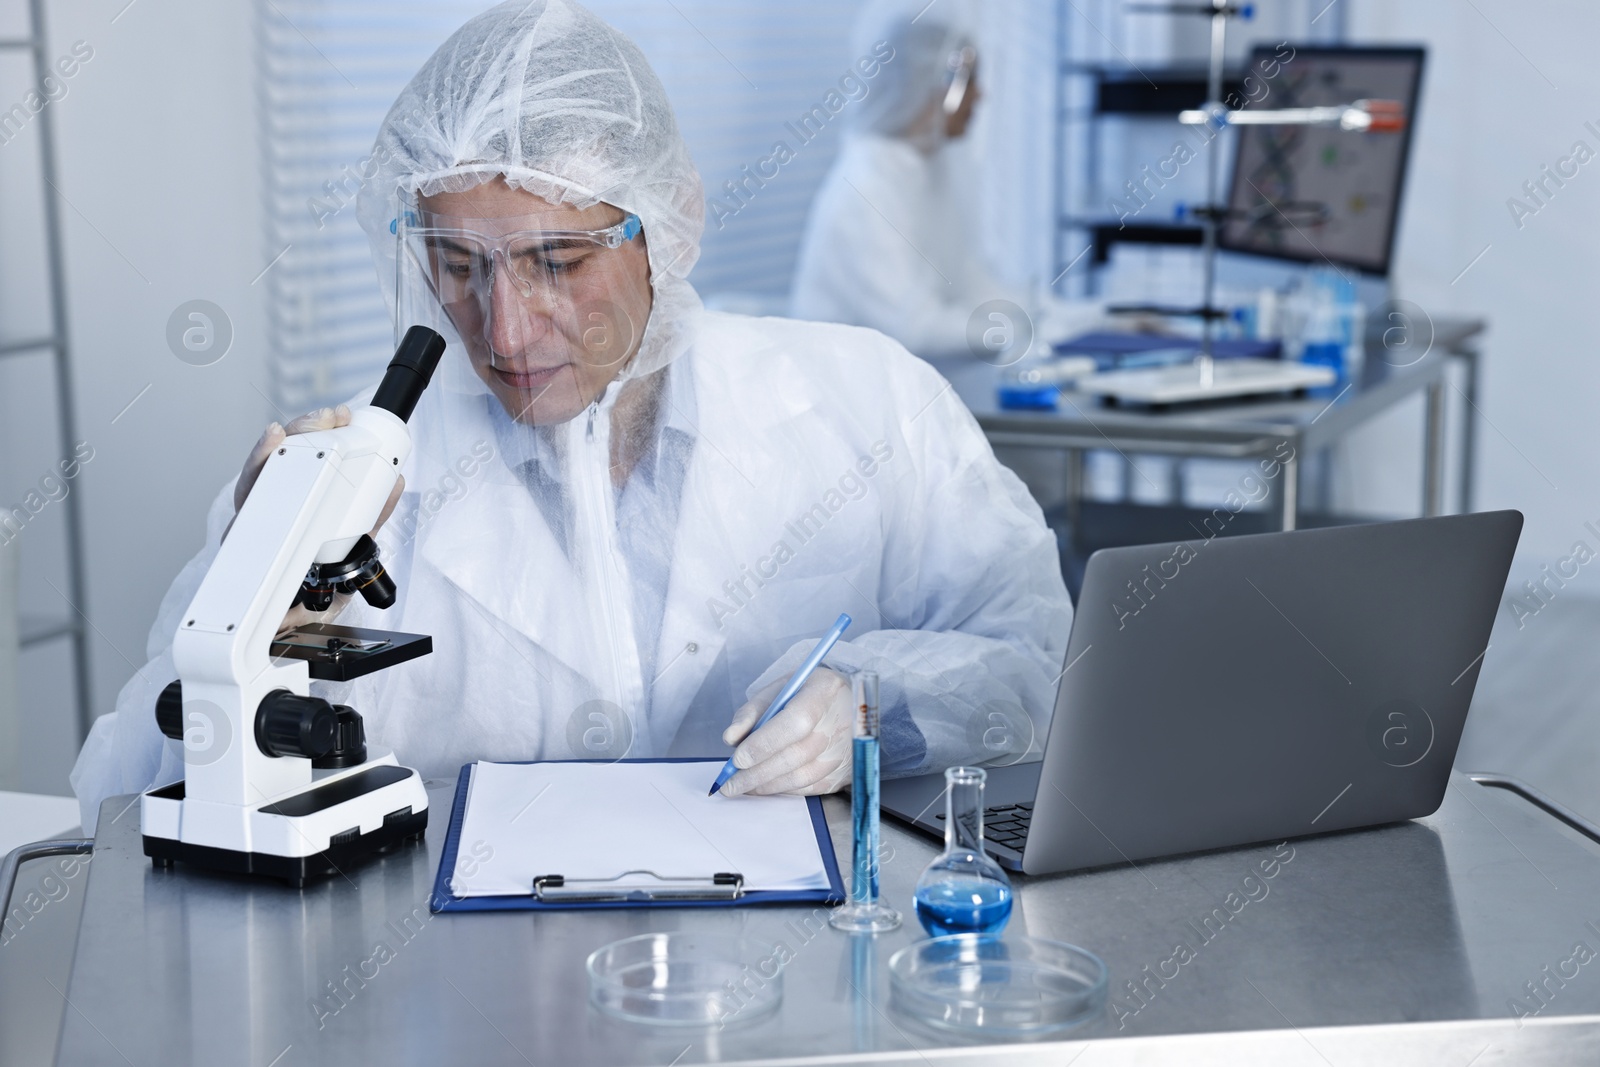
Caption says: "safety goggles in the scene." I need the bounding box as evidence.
[396,210,643,304]
[943,45,977,117]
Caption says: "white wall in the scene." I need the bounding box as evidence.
[0,0,271,792]
[1344,0,1600,578]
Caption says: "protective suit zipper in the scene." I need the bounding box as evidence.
[574,396,643,740]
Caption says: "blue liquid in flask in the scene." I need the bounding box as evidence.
[912,766,1014,938]
[914,878,1013,937]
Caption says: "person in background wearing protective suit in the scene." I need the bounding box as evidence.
[71,0,1072,834]
[791,0,1106,360]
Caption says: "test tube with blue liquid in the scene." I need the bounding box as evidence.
[913,766,1013,937]
[829,671,901,933]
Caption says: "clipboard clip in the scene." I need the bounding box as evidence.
[533,870,745,903]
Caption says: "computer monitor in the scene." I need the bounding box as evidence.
[1218,46,1426,276]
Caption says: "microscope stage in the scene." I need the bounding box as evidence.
[269,623,433,681]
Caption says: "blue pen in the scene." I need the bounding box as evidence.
[708,613,852,797]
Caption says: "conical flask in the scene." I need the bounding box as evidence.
[912,766,1013,937]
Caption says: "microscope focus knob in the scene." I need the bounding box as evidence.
[255,690,338,760]
[156,681,184,740]
[312,705,368,769]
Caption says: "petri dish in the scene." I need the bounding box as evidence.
[587,932,782,1027]
[888,934,1108,1037]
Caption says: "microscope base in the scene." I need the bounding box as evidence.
[141,761,430,888]
[144,806,426,887]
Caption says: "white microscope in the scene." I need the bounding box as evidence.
[141,326,446,887]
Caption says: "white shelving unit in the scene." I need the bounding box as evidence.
[1052,0,1348,298]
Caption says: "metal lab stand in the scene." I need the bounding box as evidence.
[946,316,1484,533]
[44,771,1600,1064]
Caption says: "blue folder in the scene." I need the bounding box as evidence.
[430,758,846,912]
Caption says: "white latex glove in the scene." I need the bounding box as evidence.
[719,668,853,797]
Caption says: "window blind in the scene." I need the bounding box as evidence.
[589,2,862,299]
[256,0,489,410]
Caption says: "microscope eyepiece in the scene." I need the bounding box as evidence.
[370,325,446,424]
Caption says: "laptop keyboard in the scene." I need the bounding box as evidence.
[934,802,1032,853]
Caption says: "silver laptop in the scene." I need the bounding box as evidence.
[881,511,1523,875]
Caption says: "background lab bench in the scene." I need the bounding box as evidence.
[940,316,1486,535]
[25,771,1600,1064]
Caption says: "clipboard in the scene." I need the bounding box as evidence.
[430,758,846,912]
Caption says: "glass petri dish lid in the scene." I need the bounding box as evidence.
[889,934,1108,1037]
[587,932,782,1027]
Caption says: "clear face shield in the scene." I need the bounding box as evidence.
[392,191,651,431]
[383,187,661,564]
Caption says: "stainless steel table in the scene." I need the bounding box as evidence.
[941,317,1485,531]
[48,772,1600,1064]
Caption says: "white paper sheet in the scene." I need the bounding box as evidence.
[450,761,833,898]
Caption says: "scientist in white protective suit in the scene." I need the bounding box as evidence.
[791,1,1105,360]
[72,0,1072,833]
